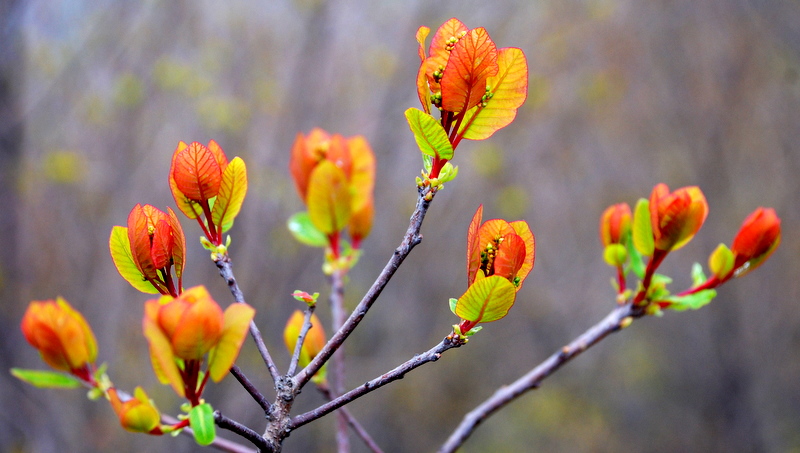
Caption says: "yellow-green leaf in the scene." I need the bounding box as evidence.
[11,368,82,388]
[307,161,351,235]
[405,108,454,160]
[455,275,517,323]
[211,157,248,234]
[460,47,528,140]
[207,303,255,382]
[109,226,160,294]
[287,211,328,247]
[632,198,654,257]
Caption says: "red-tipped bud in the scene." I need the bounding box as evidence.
[108,387,162,434]
[730,207,781,277]
[599,203,632,247]
[21,298,98,377]
[649,183,708,252]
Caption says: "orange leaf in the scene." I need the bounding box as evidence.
[441,27,499,113]
[149,219,173,270]
[416,26,430,62]
[167,208,186,282]
[347,136,375,214]
[169,142,200,219]
[460,47,528,140]
[466,205,484,286]
[127,204,158,280]
[307,160,351,235]
[207,139,229,174]
[415,26,432,114]
[171,142,223,202]
[509,220,535,288]
[492,233,526,283]
[427,18,469,80]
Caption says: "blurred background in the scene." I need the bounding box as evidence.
[1,0,799,452]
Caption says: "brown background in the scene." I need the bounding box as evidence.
[1,0,798,452]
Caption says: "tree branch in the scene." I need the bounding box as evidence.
[214,411,271,452]
[287,306,316,377]
[215,254,282,384]
[437,302,646,453]
[230,365,271,413]
[328,267,350,452]
[161,413,259,453]
[318,384,384,453]
[293,186,436,389]
[290,335,463,430]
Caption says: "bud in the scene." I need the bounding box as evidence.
[649,183,708,252]
[108,387,161,434]
[730,207,781,277]
[21,298,98,376]
[599,203,631,247]
[708,243,735,280]
[126,204,186,288]
[147,286,224,361]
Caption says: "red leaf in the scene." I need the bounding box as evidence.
[172,142,223,202]
[441,27,499,113]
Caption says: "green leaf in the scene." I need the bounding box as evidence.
[625,232,646,279]
[287,212,328,247]
[632,198,654,257]
[691,262,707,287]
[455,275,517,323]
[109,226,160,294]
[664,289,717,311]
[11,368,82,388]
[449,298,458,314]
[405,108,454,160]
[212,157,248,234]
[422,154,433,173]
[647,273,672,301]
[189,403,216,446]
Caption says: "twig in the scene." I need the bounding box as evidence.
[329,267,350,453]
[215,255,282,384]
[287,306,316,376]
[318,384,385,453]
[214,411,271,452]
[161,414,258,453]
[294,186,435,390]
[290,334,463,430]
[437,302,646,453]
[230,365,271,413]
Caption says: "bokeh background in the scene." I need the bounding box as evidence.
[1,0,799,452]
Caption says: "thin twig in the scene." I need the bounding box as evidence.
[437,303,646,453]
[287,306,316,377]
[161,414,258,453]
[293,186,435,390]
[230,365,271,413]
[214,411,271,452]
[318,384,385,453]
[329,267,350,453]
[290,335,463,430]
[215,255,282,384]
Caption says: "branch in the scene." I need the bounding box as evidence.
[215,254,282,384]
[437,302,646,453]
[290,335,463,430]
[318,384,384,453]
[161,414,258,453]
[214,411,271,452]
[328,267,350,453]
[287,306,316,377]
[293,186,436,389]
[230,365,271,413]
